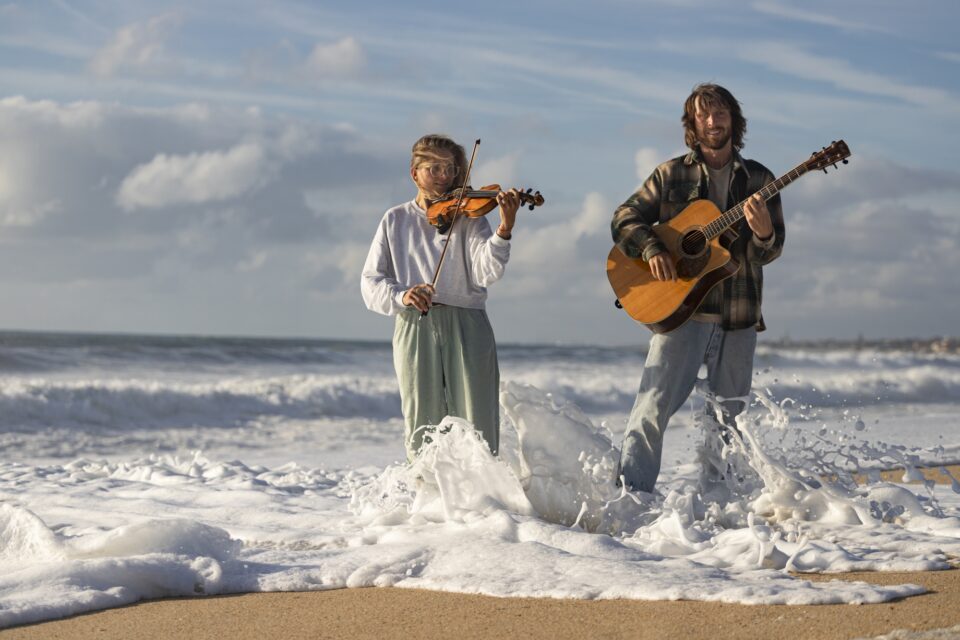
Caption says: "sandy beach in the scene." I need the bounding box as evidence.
[3,465,959,640]
[1,570,959,640]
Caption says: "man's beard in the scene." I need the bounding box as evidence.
[698,129,731,151]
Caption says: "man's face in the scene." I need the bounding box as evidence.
[693,98,732,151]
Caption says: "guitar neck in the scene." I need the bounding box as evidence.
[704,162,808,240]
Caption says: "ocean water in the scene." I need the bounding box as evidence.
[1,330,959,627]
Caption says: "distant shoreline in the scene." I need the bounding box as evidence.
[0,328,957,354]
[761,335,960,354]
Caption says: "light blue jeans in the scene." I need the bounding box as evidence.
[618,320,757,493]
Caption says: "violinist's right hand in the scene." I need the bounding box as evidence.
[402,284,436,313]
[649,252,677,281]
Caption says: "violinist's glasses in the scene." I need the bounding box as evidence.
[419,163,460,178]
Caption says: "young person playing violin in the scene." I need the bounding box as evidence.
[361,134,521,460]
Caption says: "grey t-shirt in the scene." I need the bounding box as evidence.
[696,161,733,320]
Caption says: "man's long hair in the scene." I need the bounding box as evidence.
[682,83,747,152]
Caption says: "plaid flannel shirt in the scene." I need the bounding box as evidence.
[611,148,785,331]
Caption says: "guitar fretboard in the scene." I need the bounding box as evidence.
[704,163,807,240]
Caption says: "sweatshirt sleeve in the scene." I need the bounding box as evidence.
[360,216,407,316]
[466,217,510,288]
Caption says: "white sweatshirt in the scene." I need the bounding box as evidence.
[361,200,511,316]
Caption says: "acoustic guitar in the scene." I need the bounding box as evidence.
[607,140,851,333]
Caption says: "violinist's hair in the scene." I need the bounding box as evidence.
[682,83,747,152]
[411,134,468,180]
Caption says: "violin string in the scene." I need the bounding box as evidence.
[427,138,481,295]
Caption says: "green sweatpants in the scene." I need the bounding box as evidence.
[393,305,500,460]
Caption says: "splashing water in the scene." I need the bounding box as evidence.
[350,417,535,524]
[350,380,960,576]
[4,380,957,628]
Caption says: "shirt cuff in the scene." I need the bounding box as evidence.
[752,232,776,250]
[491,232,511,246]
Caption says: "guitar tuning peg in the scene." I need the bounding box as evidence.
[528,203,535,211]
[842,159,849,164]
[822,168,828,174]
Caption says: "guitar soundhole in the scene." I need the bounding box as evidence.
[676,228,710,279]
[679,229,707,257]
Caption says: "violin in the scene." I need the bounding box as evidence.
[425,184,545,234]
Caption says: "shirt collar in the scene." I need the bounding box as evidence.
[684,146,751,179]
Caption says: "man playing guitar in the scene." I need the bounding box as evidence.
[610,83,785,493]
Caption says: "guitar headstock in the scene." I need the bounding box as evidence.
[519,188,545,211]
[806,140,851,173]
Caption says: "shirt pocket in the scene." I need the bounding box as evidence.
[662,181,701,220]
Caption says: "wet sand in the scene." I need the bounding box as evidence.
[4,465,959,640]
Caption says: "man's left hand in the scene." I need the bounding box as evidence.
[744,192,773,241]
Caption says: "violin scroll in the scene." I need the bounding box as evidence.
[520,187,545,211]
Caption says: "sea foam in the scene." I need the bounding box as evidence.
[1,336,959,627]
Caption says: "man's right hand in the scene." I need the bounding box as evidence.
[648,252,677,281]
[402,284,435,312]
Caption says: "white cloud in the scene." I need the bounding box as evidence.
[116,142,270,211]
[473,153,520,188]
[89,13,181,78]
[0,96,389,266]
[634,147,660,183]
[475,49,680,112]
[0,164,11,204]
[508,191,611,295]
[236,250,268,273]
[738,41,954,110]
[0,198,61,227]
[571,191,610,238]
[751,2,890,34]
[763,181,960,337]
[0,95,107,128]
[304,37,366,79]
[936,51,960,64]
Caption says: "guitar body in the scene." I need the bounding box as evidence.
[607,199,740,333]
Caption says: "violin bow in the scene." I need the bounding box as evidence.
[422,138,481,317]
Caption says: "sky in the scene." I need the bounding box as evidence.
[0,0,958,346]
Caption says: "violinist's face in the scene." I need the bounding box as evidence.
[411,150,456,197]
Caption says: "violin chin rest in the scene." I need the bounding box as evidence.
[432,215,452,235]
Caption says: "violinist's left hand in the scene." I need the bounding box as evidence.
[496,188,520,239]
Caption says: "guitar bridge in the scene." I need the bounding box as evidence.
[676,251,710,278]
